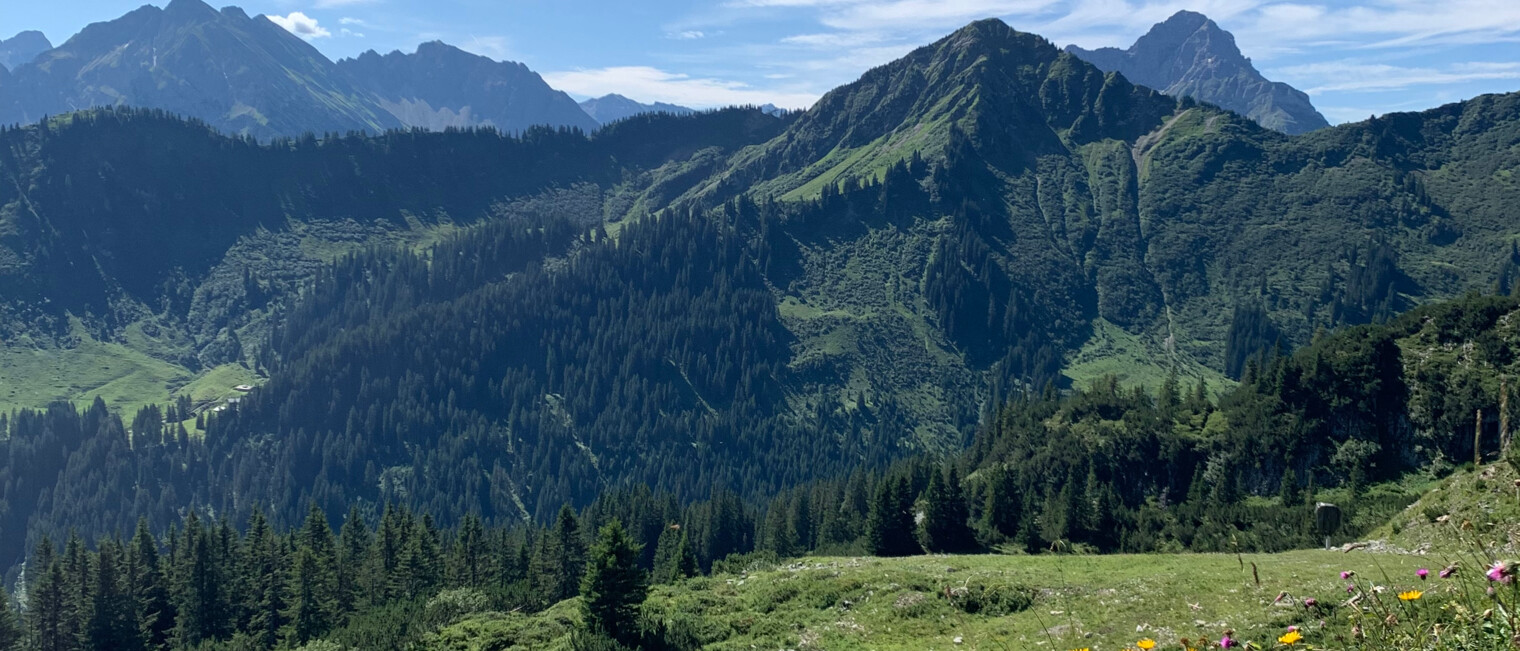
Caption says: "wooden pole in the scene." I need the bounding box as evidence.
[1475,408,1484,466]
[1502,379,1512,457]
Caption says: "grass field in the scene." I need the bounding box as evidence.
[432,549,1437,650]
[427,464,1520,650]
[1063,318,1233,395]
[0,319,191,415]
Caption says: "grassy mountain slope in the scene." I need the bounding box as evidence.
[427,549,1429,650]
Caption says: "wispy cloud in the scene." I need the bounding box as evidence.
[1280,61,1520,94]
[268,12,331,39]
[543,66,819,109]
[461,35,512,61]
[671,30,707,40]
[314,0,377,8]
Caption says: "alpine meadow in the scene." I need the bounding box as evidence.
[0,2,1518,649]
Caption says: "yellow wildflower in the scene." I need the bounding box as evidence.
[1137,640,1157,650]
[1279,630,1304,645]
[1398,590,1423,601]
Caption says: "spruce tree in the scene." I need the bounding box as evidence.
[128,520,174,650]
[579,521,648,646]
[651,527,698,584]
[336,506,371,615]
[27,538,68,651]
[922,465,976,553]
[979,468,1019,539]
[449,514,488,589]
[866,476,920,557]
[87,541,135,650]
[284,504,339,644]
[0,584,19,651]
[530,504,586,605]
[243,510,286,649]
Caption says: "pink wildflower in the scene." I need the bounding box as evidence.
[1440,564,1458,579]
[1417,568,1429,580]
[1303,597,1317,607]
[1346,583,1356,593]
[1487,561,1514,584]
[1340,570,1354,579]
[1220,635,1236,648]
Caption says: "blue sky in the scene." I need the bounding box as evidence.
[10,0,1520,123]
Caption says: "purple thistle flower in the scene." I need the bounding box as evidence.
[1220,635,1236,648]
[1487,561,1514,584]
[1340,570,1354,579]
[1417,568,1429,580]
[1346,583,1356,593]
[1440,565,1457,579]
[1303,597,1317,607]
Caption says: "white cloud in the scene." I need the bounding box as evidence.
[339,17,372,27]
[543,66,819,109]
[1278,61,1520,94]
[339,28,366,38]
[268,12,331,39]
[673,30,707,39]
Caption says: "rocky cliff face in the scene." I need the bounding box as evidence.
[1066,11,1329,134]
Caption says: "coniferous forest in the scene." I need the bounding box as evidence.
[0,13,1519,651]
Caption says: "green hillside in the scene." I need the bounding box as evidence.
[428,549,1434,650]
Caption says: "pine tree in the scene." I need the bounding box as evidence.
[27,538,69,651]
[1279,467,1301,506]
[61,531,89,649]
[243,510,286,649]
[283,504,338,644]
[449,514,488,589]
[580,521,648,647]
[760,506,795,557]
[336,506,371,615]
[87,540,136,650]
[283,545,331,645]
[866,476,920,557]
[173,513,230,645]
[128,520,174,650]
[0,584,19,651]
[921,465,976,553]
[979,467,1019,539]
[651,526,698,584]
[531,504,587,605]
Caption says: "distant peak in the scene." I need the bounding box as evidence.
[1160,10,1211,30]
[164,0,219,20]
[946,18,1016,43]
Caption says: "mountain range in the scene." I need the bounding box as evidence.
[579,93,696,125]
[0,0,596,138]
[1,3,1336,140]
[1066,10,1329,134]
[0,30,51,70]
[1,16,1518,563]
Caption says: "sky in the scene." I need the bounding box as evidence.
[8,0,1520,123]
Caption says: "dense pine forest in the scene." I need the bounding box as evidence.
[1,290,1518,649]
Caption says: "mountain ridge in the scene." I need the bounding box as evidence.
[337,41,599,133]
[0,0,603,138]
[1066,10,1329,134]
[579,93,696,125]
[0,30,51,70]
